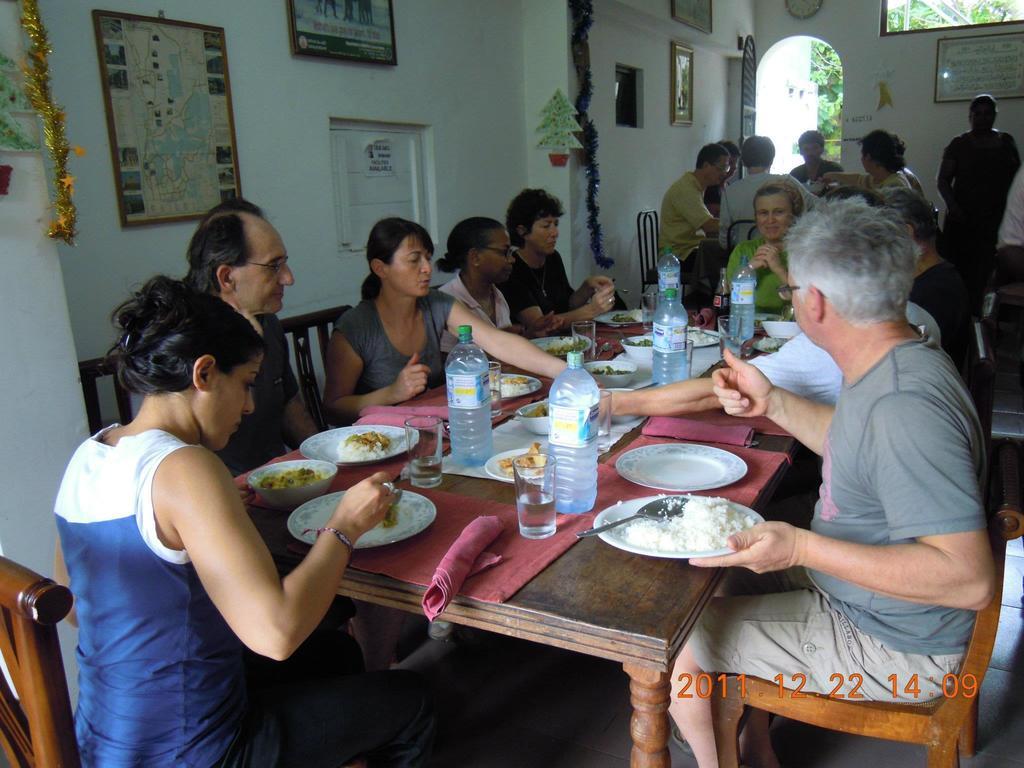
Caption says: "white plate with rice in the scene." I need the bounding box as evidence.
[595,309,642,326]
[500,374,542,398]
[288,489,437,549]
[688,329,720,348]
[616,443,747,492]
[593,494,764,559]
[300,426,413,465]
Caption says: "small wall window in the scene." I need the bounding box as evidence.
[883,0,1024,35]
[615,65,643,128]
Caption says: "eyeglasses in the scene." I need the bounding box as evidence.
[246,257,289,274]
[777,284,800,301]
[479,245,518,259]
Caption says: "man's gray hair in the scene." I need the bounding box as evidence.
[784,198,915,325]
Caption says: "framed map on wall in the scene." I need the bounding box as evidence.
[91,10,242,226]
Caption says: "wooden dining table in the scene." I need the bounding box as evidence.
[250,411,798,768]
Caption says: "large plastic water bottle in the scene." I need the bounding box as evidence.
[657,247,681,297]
[445,325,493,466]
[547,351,599,514]
[653,288,690,385]
[729,255,757,343]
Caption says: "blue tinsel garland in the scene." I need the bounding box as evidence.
[569,0,612,268]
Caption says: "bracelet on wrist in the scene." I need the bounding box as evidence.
[303,526,354,556]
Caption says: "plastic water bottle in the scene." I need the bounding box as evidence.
[729,255,756,343]
[445,325,493,466]
[653,288,690,385]
[547,351,599,514]
[657,247,681,297]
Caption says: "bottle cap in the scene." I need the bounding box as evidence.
[567,351,583,368]
[457,324,472,341]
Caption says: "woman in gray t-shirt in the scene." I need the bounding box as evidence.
[323,218,565,425]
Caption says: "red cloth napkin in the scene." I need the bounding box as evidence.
[347,487,591,606]
[675,409,791,438]
[355,405,449,428]
[422,515,504,621]
[642,416,754,447]
[605,436,791,508]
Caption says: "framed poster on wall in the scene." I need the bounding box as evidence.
[671,41,694,126]
[671,0,712,34]
[286,0,397,65]
[91,10,242,226]
[935,32,1024,102]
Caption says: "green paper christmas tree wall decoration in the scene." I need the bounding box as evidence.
[536,88,583,156]
[0,49,39,151]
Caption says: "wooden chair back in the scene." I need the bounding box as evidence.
[77,357,132,434]
[725,218,757,252]
[0,557,80,768]
[711,440,1024,767]
[967,320,996,474]
[636,209,659,289]
[281,306,349,432]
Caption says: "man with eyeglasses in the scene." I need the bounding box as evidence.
[659,143,728,262]
[184,198,319,474]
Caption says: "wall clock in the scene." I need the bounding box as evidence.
[785,0,823,19]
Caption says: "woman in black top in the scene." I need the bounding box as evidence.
[501,189,616,334]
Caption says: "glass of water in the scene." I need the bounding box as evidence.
[488,360,502,417]
[596,390,614,452]
[571,320,597,361]
[404,415,443,488]
[512,453,557,539]
[642,286,659,332]
[717,316,748,359]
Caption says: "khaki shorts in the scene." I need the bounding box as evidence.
[687,567,964,702]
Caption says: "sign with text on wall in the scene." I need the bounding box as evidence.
[364,139,394,176]
[935,32,1024,102]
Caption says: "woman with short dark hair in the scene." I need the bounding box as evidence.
[501,188,617,333]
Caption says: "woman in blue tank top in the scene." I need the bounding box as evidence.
[54,276,434,767]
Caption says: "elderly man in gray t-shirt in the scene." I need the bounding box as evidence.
[668,199,997,768]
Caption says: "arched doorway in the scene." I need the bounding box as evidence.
[755,37,843,175]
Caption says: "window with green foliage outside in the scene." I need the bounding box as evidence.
[884,0,1024,34]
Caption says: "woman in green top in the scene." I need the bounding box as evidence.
[726,180,805,312]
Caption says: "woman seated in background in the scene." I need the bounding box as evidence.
[501,188,618,333]
[823,129,912,192]
[726,180,805,313]
[436,216,525,352]
[323,217,566,425]
[54,276,434,767]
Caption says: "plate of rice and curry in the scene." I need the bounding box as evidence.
[299,426,415,465]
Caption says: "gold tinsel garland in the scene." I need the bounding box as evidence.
[20,0,76,244]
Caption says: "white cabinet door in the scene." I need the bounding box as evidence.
[330,122,429,253]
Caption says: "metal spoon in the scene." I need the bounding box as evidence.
[576,496,683,538]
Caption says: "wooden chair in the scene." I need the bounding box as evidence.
[966,319,996,475]
[636,209,659,289]
[281,305,349,431]
[0,556,80,768]
[77,357,132,434]
[711,440,1024,768]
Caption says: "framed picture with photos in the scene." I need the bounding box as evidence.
[286,0,397,65]
[671,41,694,126]
[672,0,712,34]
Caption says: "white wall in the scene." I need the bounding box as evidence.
[756,6,1024,210]
[43,0,530,359]
[0,0,85,696]
[570,0,754,296]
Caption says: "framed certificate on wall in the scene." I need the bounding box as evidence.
[935,32,1024,102]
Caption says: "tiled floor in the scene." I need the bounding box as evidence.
[395,325,1024,767]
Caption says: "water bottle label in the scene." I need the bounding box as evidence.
[446,372,490,409]
[730,281,754,305]
[653,322,687,352]
[658,273,679,293]
[548,403,597,447]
